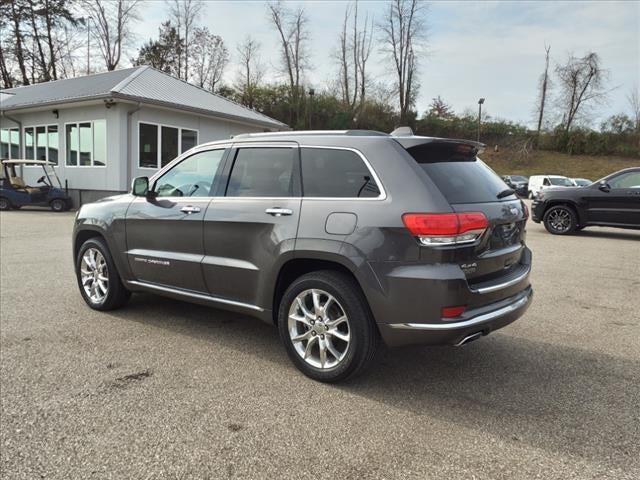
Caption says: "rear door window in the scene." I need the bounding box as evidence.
[301,148,380,198]
[226,147,296,197]
[405,142,511,204]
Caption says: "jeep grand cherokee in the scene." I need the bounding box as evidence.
[73,129,533,382]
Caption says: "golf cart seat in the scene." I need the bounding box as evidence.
[9,176,41,195]
[9,176,26,188]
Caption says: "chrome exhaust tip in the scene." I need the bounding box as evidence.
[454,331,483,347]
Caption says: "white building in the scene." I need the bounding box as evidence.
[0,66,287,204]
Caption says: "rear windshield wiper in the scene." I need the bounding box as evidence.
[497,188,515,199]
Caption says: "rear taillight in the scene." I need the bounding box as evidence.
[522,201,529,220]
[402,212,488,246]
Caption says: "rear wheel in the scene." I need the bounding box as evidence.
[0,197,11,211]
[543,205,577,235]
[76,237,130,310]
[50,199,66,212]
[278,270,379,383]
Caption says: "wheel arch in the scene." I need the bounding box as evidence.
[270,255,375,326]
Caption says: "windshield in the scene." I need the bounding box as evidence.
[549,177,573,186]
[511,176,528,182]
[43,165,63,188]
[406,142,514,204]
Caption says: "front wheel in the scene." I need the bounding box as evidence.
[0,197,12,211]
[278,270,379,383]
[76,237,131,310]
[543,205,577,235]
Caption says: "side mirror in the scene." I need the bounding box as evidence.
[598,180,611,193]
[131,176,149,196]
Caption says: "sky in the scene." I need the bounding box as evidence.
[134,0,640,128]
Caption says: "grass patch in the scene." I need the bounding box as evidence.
[482,148,639,181]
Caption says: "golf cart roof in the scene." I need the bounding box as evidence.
[1,159,51,166]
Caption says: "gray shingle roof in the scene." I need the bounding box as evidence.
[0,66,288,130]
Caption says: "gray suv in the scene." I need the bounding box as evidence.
[73,130,533,382]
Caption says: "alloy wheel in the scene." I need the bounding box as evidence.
[547,208,572,233]
[288,289,351,369]
[80,248,109,304]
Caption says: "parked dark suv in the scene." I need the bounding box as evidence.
[73,130,533,382]
[531,167,640,234]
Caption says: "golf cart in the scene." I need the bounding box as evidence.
[0,159,72,212]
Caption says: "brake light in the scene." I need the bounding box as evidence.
[522,202,529,220]
[402,212,488,246]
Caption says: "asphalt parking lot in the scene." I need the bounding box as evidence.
[1,207,639,480]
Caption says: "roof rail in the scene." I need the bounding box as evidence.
[232,129,388,139]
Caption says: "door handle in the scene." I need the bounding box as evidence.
[180,206,201,214]
[265,207,293,217]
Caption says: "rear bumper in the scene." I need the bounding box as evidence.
[378,287,533,347]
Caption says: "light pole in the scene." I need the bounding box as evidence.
[308,88,315,129]
[477,98,485,142]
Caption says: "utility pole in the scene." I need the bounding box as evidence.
[308,88,315,129]
[86,20,90,75]
[477,98,485,142]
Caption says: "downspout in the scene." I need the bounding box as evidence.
[126,102,141,192]
[1,112,23,176]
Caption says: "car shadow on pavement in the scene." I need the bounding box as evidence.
[107,294,639,471]
[572,229,640,241]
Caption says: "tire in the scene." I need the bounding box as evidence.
[543,205,577,235]
[277,270,379,383]
[528,190,534,199]
[0,197,12,211]
[50,199,66,212]
[76,237,131,311]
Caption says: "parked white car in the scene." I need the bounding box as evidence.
[527,175,574,198]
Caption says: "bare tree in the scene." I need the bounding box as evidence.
[166,0,203,81]
[235,36,264,109]
[189,26,229,92]
[82,0,140,71]
[534,44,551,144]
[379,0,427,123]
[627,85,640,133]
[8,0,30,85]
[555,52,608,132]
[336,1,374,116]
[267,1,309,125]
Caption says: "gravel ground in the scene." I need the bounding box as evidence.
[1,207,639,479]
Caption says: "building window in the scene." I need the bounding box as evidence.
[66,120,106,166]
[138,122,199,169]
[1,128,20,159]
[24,125,59,164]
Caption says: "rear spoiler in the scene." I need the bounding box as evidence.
[393,136,486,156]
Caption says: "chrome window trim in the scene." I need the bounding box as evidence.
[146,144,387,202]
[300,145,386,201]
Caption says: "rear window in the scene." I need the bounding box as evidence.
[406,142,511,204]
[301,148,380,198]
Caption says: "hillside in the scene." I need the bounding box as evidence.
[482,149,639,181]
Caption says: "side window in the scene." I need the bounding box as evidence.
[154,149,225,197]
[609,171,640,189]
[301,148,380,198]
[543,178,550,186]
[226,147,295,197]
